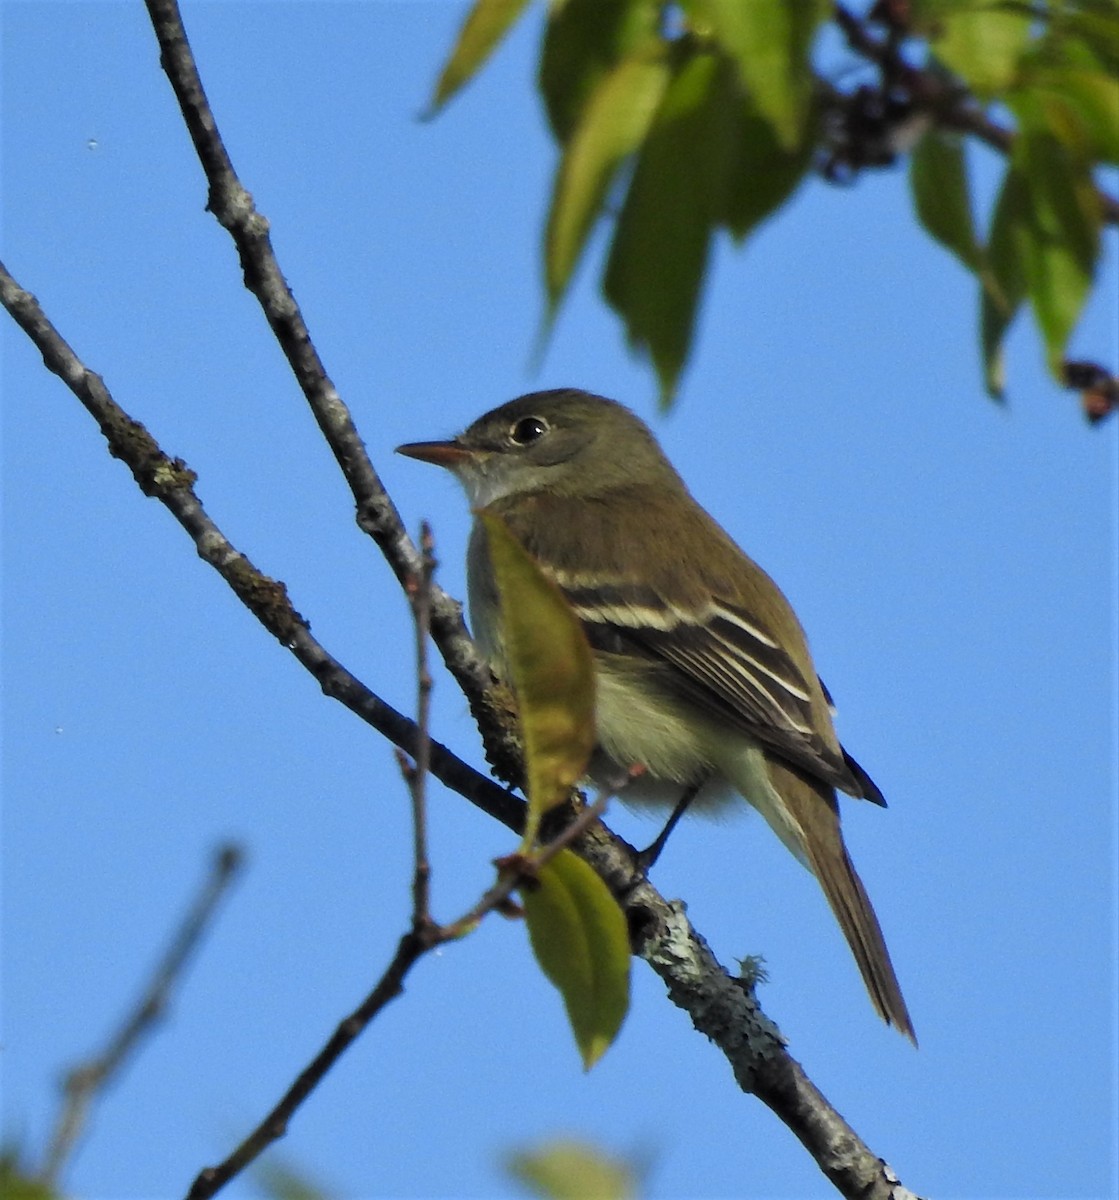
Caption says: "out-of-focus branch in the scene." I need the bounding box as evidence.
[39,844,245,1188]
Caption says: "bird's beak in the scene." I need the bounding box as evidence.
[395,439,473,468]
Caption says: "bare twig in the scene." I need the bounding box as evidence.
[185,785,616,1200]
[0,260,523,837]
[142,0,524,789]
[406,522,436,930]
[3,4,928,1194]
[39,844,245,1187]
[184,923,430,1200]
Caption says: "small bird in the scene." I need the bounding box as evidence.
[397,388,915,1040]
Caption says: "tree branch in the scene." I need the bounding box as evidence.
[143,0,525,788]
[1,247,919,1200]
[0,261,521,835]
[2,2,927,1190]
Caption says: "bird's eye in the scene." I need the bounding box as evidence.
[510,416,549,445]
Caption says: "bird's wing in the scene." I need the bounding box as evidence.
[558,579,861,795]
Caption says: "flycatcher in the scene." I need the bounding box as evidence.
[398,388,915,1040]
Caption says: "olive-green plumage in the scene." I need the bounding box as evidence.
[398,388,914,1041]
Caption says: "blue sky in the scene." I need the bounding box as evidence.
[2,4,1117,1199]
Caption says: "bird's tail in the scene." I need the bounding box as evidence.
[767,759,917,1043]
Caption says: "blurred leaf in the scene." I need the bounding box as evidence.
[256,1159,334,1200]
[507,1139,637,1200]
[520,851,630,1070]
[1058,5,1119,74]
[981,166,1030,398]
[711,57,813,240]
[478,513,595,845]
[1021,67,1119,164]
[428,0,532,114]
[909,128,984,275]
[686,0,828,149]
[927,0,1032,97]
[544,41,671,306]
[539,0,661,142]
[0,1152,60,1200]
[603,50,721,403]
[1012,97,1101,374]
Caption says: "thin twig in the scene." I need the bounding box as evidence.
[184,786,615,1199]
[142,0,525,789]
[4,3,929,1193]
[0,260,523,837]
[408,522,436,930]
[39,844,245,1187]
[184,925,429,1200]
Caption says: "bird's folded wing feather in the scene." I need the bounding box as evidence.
[558,578,858,793]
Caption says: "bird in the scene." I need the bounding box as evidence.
[397,387,915,1040]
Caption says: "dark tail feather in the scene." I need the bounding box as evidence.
[769,759,916,1043]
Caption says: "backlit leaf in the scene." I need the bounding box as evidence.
[928,0,1032,97]
[507,1139,637,1200]
[521,850,630,1070]
[1012,99,1101,373]
[545,41,671,306]
[1022,67,1119,165]
[603,49,721,403]
[981,166,1030,398]
[428,0,532,114]
[910,128,983,275]
[478,513,595,843]
[539,0,660,142]
[708,56,813,241]
[689,0,828,149]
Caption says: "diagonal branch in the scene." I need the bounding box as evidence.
[0,261,520,834]
[143,0,524,788]
[1,251,917,1200]
[3,3,925,1193]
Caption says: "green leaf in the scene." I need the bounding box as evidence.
[520,850,630,1070]
[256,1159,334,1200]
[544,40,671,306]
[686,0,828,150]
[1012,101,1102,374]
[1059,6,1119,75]
[909,129,984,275]
[1022,67,1119,164]
[981,166,1030,398]
[602,50,722,403]
[710,57,813,241]
[929,1,1032,98]
[538,0,661,142]
[428,0,532,114]
[507,1139,637,1200]
[478,513,596,843]
[0,1152,60,1200]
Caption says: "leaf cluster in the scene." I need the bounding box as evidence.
[432,0,1119,410]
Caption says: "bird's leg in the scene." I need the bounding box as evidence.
[634,780,703,873]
